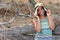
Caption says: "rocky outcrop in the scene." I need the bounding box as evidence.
[0,25,60,40]
[0,25,35,40]
[0,0,60,40]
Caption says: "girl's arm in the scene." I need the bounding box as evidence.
[48,16,55,30]
[32,16,41,32]
[47,10,55,30]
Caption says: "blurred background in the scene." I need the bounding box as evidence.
[0,0,60,40]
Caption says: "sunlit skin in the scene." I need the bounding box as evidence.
[37,6,45,17]
[32,6,55,32]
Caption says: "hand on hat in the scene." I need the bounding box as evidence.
[34,8,40,20]
[46,10,51,16]
[34,14,40,20]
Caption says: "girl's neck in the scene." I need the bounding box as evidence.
[39,15,46,20]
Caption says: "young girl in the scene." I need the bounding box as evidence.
[32,3,55,40]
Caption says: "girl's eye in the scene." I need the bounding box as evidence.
[41,8,43,10]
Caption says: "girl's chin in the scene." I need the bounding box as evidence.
[40,14,44,16]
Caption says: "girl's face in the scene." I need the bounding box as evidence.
[37,6,45,16]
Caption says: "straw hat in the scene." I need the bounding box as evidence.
[34,3,46,17]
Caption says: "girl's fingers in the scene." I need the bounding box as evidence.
[34,7,39,16]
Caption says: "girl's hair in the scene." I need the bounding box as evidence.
[37,6,47,17]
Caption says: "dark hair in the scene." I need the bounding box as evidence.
[36,6,47,17]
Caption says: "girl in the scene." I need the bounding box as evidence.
[32,3,55,40]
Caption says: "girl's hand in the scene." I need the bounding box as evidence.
[35,15,39,19]
[34,8,40,20]
[46,10,51,16]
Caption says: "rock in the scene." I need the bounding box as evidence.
[54,25,60,34]
[55,35,60,40]
[0,25,35,40]
[0,0,11,3]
